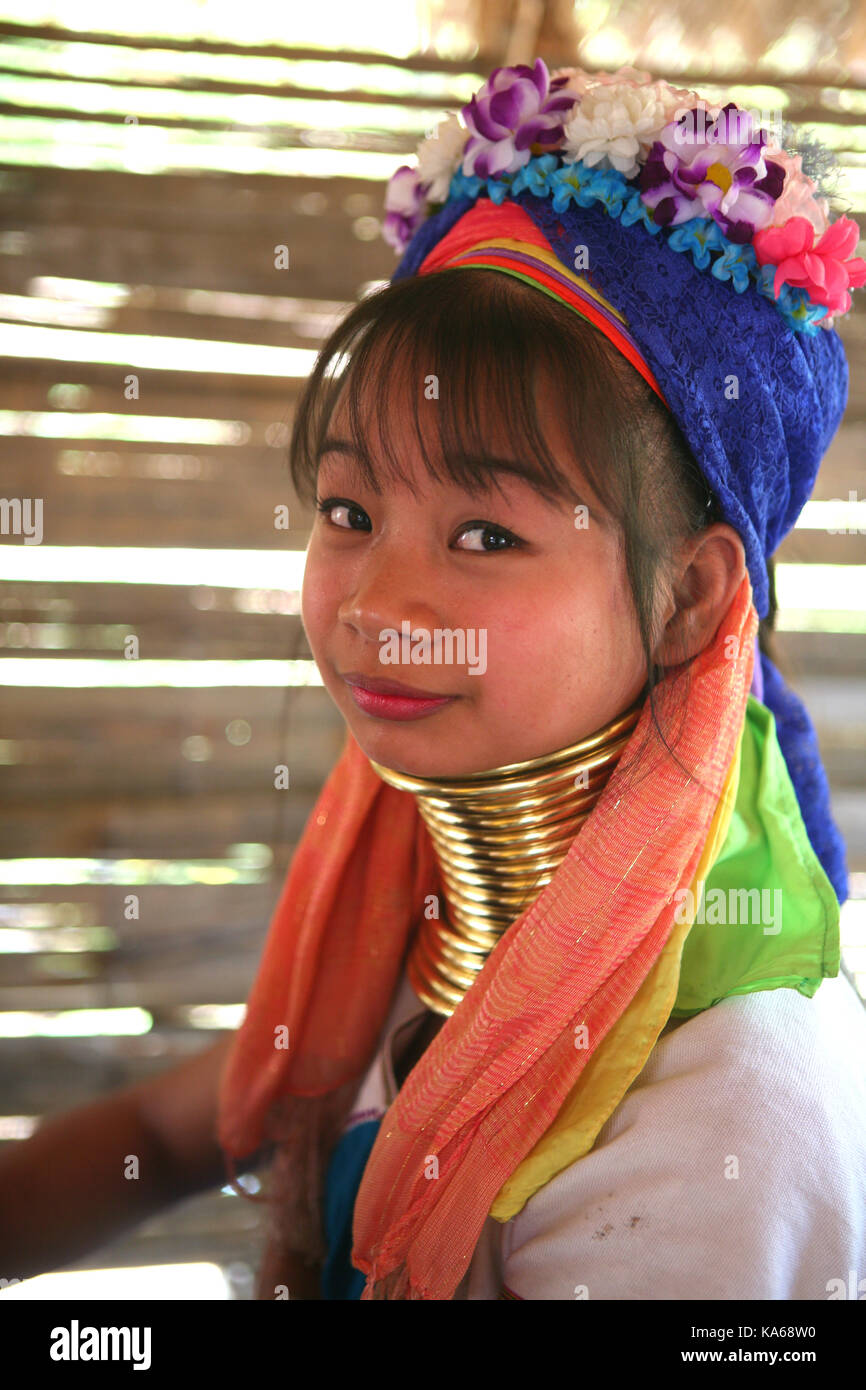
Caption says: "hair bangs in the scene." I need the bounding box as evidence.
[289,268,633,521]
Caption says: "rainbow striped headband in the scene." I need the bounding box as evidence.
[415,201,668,408]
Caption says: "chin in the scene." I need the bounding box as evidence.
[344,720,478,780]
[347,726,443,778]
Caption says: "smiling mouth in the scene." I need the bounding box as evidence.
[340,670,453,699]
[340,671,459,723]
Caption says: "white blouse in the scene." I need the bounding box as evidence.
[339,968,866,1300]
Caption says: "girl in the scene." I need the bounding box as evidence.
[217,60,866,1300]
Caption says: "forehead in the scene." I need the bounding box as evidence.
[325,347,525,446]
[318,347,590,508]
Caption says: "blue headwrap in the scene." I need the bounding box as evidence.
[389,189,850,904]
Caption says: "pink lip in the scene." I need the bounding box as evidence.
[341,670,451,698]
[341,670,457,722]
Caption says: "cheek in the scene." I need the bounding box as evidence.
[300,549,335,651]
[530,553,642,678]
[476,590,597,695]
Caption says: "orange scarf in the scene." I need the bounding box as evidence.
[218,573,757,1300]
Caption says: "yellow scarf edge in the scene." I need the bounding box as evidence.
[489,724,745,1222]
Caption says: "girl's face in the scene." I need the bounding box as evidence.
[301,370,649,778]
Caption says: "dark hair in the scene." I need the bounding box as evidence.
[287,266,776,764]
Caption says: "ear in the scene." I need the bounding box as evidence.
[652,523,747,667]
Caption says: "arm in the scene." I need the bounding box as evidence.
[0,1033,263,1282]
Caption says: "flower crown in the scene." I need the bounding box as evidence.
[383,60,865,335]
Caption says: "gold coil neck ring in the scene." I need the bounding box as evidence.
[368,700,642,1016]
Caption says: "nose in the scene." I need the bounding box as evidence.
[337,537,442,645]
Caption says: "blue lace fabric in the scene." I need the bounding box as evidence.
[389,193,849,905]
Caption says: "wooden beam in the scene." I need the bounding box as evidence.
[774,631,866,678]
[0,22,491,75]
[0,359,310,409]
[0,881,280,932]
[0,102,417,156]
[0,785,336,860]
[0,65,464,114]
[0,165,384,229]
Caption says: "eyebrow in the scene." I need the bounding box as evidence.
[315,436,581,509]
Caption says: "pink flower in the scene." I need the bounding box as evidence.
[753,215,866,315]
[461,58,576,179]
[762,144,830,236]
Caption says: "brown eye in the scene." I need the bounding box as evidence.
[316,498,370,531]
[454,523,522,552]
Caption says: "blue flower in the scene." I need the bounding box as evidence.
[667,218,726,271]
[510,153,560,198]
[775,285,829,334]
[620,189,663,235]
[485,175,514,204]
[710,240,758,294]
[548,161,602,212]
[585,166,629,218]
[448,168,484,201]
[753,265,828,331]
[754,264,779,300]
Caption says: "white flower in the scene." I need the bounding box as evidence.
[415,112,468,203]
[561,81,675,178]
[648,79,706,126]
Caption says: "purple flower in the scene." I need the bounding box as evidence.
[638,103,785,244]
[461,58,576,180]
[383,165,430,253]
